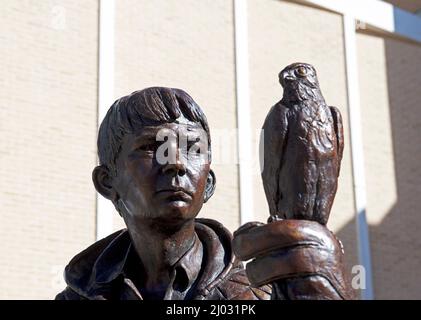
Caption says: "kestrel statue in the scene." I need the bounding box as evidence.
[261,62,344,225]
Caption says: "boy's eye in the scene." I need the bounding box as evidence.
[186,139,198,147]
[187,138,202,154]
[137,143,159,152]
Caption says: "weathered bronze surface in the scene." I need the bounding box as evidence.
[261,62,344,225]
[56,65,354,300]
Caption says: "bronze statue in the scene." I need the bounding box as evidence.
[261,62,343,225]
[56,65,354,300]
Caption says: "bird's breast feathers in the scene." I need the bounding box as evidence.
[288,103,336,155]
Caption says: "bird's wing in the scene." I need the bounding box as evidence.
[329,106,344,175]
[261,102,289,216]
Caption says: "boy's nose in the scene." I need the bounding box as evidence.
[162,150,187,176]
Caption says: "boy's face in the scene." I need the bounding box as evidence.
[111,116,211,225]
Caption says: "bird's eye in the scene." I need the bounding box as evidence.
[296,66,307,77]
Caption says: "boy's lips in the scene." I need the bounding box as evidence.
[155,187,193,201]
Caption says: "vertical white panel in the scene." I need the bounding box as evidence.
[96,0,115,240]
[343,15,374,300]
[234,0,254,225]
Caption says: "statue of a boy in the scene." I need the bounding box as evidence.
[56,86,354,300]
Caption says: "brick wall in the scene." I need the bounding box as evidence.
[0,0,98,299]
[358,32,421,299]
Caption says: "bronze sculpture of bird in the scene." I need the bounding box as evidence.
[261,63,344,225]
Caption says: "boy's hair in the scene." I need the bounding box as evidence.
[98,87,211,175]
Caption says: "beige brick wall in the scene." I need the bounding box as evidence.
[112,0,240,233]
[0,0,98,299]
[247,0,359,280]
[357,32,421,299]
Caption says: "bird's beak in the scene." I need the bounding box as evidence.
[280,72,292,87]
[282,72,295,87]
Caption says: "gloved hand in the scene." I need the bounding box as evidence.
[232,219,355,300]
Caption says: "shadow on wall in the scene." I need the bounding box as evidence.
[337,35,421,300]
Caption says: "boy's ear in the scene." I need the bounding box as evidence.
[92,165,118,202]
[204,169,216,203]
